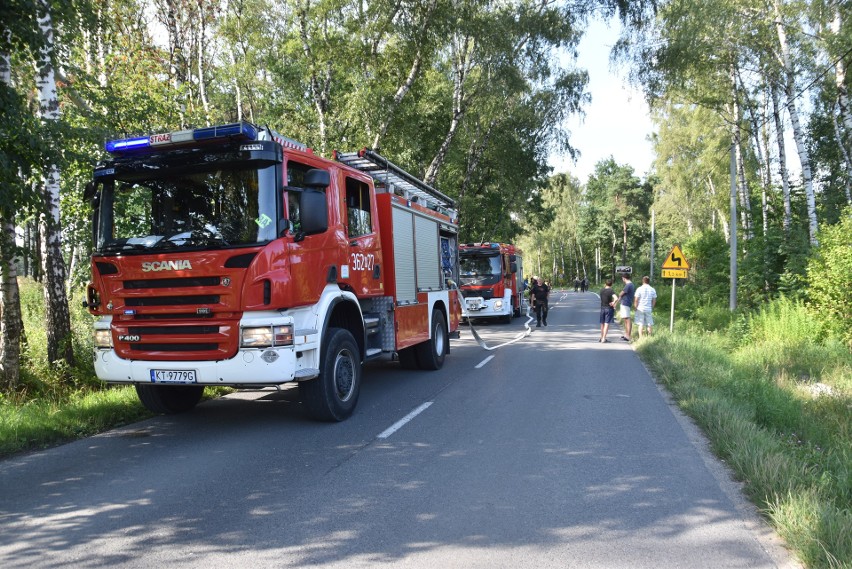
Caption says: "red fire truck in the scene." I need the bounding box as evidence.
[458,243,524,322]
[85,122,460,421]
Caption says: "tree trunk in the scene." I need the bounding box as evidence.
[424,33,472,185]
[372,50,423,151]
[36,1,75,368]
[774,0,818,245]
[298,0,330,155]
[196,0,211,125]
[371,0,437,150]
[706,175,729,241]
[729,72,753,240]
[0,43,24,390]
[771,83,792,234]
[0,219,24,391]
[832,5,852,151]
[832,105,852,205]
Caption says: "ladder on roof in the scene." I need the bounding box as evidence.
[335,149,456,215]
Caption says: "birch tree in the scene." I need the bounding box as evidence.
[773,0,819,245]
[35,0,74,368]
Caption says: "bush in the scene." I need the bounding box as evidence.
[13,278,97,398]
[806,207,852,346]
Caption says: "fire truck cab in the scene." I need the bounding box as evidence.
[458,243,524,323]
[86,122,460,421]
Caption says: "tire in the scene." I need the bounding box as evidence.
[397,346,420,369]
[299,327,361,421]
[513,297,521,318]
[415,309,448,370]
[135,384,204,414]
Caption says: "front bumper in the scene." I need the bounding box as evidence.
[462,295,511,319]
[93,312,321,386]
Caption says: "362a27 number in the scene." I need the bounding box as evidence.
[350,253,375,271]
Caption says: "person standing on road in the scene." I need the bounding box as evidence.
[531,277,550,327]
[616,273,635,341]
[633,275,657,338]
[599,278,616,342]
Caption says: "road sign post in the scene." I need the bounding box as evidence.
[670,279,676,332]
[661,245,690,332]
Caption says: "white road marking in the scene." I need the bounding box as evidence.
[475,355,495,369]
[377,402,433,439]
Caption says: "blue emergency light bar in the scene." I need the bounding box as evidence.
[105,122,258,154]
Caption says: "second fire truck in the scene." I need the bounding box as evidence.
[86,122,460,421]
[458,243,524,322]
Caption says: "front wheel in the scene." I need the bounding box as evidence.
[135,384,204,414]
[415,309,448,370]
[299,327,361,421]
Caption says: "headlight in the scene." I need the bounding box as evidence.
[94,329,112,349]
[493,300,504,310]
[241,325,294,348]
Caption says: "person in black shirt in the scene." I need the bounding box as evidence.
[599,278,616,342]
[531,277,550,327]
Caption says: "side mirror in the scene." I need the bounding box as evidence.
[299,189,328,235]
[509,254,516,262]
[304,168,330,188]
[510,262,518,274]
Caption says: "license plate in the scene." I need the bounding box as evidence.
[150,369,197,383]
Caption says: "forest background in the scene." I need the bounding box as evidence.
[0,1,850,567]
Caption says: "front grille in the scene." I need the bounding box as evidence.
[124,277,220,289]
[462,288,493,300]
[132,313,215,320]
[125,295,220,306]
[129,343,217,352]
[129,325,219,335]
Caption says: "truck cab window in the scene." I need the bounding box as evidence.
[345,177,372,237]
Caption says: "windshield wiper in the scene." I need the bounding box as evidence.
[149,229,230,250]
[100,242,148,253]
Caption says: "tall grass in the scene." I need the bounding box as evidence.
[0,386,153,456]
[637,297,852,569]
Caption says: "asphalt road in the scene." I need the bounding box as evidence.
[0,291,799,568]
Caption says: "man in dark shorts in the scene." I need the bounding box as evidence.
[599,278,615,342]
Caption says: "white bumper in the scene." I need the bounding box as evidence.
[93,311,322,386]
[463,291,513,319]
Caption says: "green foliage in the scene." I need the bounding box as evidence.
[806,207,852,346]
[637,306,852,568]
[15,279,96,397]
[0,386,153,457]
[682,229,729,300]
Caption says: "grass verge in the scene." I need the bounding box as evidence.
[0,386,154,458]
[635,313,851,568]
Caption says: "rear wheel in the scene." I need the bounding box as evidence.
[299,327,361,421]
[135,384,204,414]
[415,309,448,370]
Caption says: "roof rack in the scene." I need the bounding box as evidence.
[335,149,456,215]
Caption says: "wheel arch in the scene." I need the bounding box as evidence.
[322,296,366,361]
[428,298,450,353]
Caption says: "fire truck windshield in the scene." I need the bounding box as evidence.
[459,254,502,286]
[94,164,278,253]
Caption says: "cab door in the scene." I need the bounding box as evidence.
[342,175,383,296]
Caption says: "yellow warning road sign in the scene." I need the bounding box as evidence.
[662,245,690,270]
[662,268,688,279]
